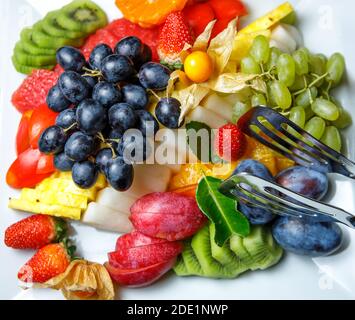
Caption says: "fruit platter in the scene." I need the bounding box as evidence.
[1,0,355,300]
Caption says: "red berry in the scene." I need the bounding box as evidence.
[18,243,71,283]
[4,214,67,249]
[158,12,194,66]
[215,123,247,161]
[11,70,59,114]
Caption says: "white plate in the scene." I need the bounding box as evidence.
[1,0,355,300]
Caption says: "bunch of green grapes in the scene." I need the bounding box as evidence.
[234,35,350,152]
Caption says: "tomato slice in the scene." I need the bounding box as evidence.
[28,104,58,149]
[36,153,55,175]
[208,0,248,21]
[16,110,33,155]
[6,148,54,189]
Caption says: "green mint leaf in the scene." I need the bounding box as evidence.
[196,176,250,246]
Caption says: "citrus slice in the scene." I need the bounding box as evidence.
[115,0,188,28]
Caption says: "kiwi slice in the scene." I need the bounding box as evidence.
[20,29,57,56]
[173,256,189,276]
[192,225,243,279]
[12,55,54,75]
[209,224,247,269]
[56,0,108,34]
[41,11,86,39]
[32,22,85,49]
[242,226,283,271]
[230,234,254,268]
[181,240,204,276]
[14,43,57,67]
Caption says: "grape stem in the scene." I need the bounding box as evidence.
[63,122,77,133]
[293,72,329,96]
[96,132,117,158]
[148,89,161,101]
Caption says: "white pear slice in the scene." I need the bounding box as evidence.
[125,164,172,198]
[271,24,297,53]
[96,188,137,214]
[155,130,198,164]
[201,94,233,121]
[186,106,227,129]
[282,23,303,48]
[269,39,292,54]
[81,202,133,233]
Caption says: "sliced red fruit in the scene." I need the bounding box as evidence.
[28,104,58,149]
[184,2,215,36]
[115,230,168,252]
[6,148,53,189]
[130,192,207,241]
[36,153,55,175]
[208,0,248,21]
[11,70,59,114]
[109,241,182,269]
[105,258,176,287]
[16,110,33,155]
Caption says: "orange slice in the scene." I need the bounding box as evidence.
[115,0,188,28]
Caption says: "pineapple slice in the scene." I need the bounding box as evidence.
[239,2,294,35]
[21,188,88,210]
[9,198,81,220]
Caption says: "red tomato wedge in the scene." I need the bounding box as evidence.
[208,0,248,21]
[16,110,33,155]
[28,104,58,149]
[6,148,54,189]
[184,2,215,37]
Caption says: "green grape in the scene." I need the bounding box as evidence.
[304,106,315,121]
[309,55,326,87]
[295,87,318,107]
[277,53,296,87]
[316,53,328,65]
[281,11,297,25]
[289,106,306,128]
[293,49,309,75]
[289,75,307,92]
[270,80,292,110]
[321,126,342,152]
[267,82,277,107]
[250,35,270,64]
[305,117,326,139]
[326,53,345,86]
[232,101,251,123]
[298,47,311,60]
[266,47,282,71]
[311,98,339,121]
[251,93,267,107]
[241,56,261,74]
[332,108,352,129]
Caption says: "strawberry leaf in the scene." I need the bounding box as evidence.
[196,175,250,246]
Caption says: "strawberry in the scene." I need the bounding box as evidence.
[4,214,67,250]
[18,242,74,283]
[157,11,194,69]
[215,123,247,161]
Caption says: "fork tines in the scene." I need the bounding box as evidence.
[237,106,355,177]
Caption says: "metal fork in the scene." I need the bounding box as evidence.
[237,106,355,177]
[218,106,355,228]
